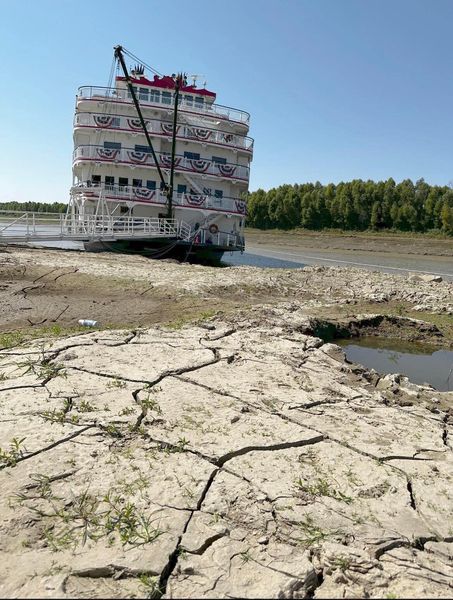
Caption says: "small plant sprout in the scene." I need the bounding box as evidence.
[0,437,27,468]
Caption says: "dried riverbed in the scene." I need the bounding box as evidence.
[0,247,452,598]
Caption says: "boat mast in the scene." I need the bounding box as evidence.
[113,45,185,220]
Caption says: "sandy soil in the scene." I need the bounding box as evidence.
[245,229,453,256]
[0,246,452,343]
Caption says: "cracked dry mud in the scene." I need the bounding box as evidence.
[0,302,452,599]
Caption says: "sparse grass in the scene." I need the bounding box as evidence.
[78,399,96,413]
[0,437,26,468]
[0,325,88,349]
[119,406,135,416]
[106,378,127,389]
[139,574,162,598]
[295,477,353,504]
[27,485,164,551]
[296,515,341,547]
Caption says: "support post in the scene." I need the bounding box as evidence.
[167,73,186,219]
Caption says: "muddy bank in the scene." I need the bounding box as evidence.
[245,228,453,257]
[0,247,452,340]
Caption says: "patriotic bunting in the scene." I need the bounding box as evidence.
[217,164,236,177]
[94,115,115,128]
[127,118,149,130]
[128,151,151,164]
[160,154,181,168]
[133,188,155,201]
[189,159,210,173]
[193,128,212,141]
[235,200,247,214]
[160,123,180,136]
[185,194,207,207]
[96,148,119,160]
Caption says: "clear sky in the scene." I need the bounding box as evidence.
[1,0,453,203]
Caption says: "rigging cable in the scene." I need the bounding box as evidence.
[121,47,163,77]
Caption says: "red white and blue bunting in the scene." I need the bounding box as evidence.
[235,200,247,215]
[160,154,181,168]
[192,128,212,141]
[133,188,155,201]
[217,164,236,177]
[127,118,149,131]
[96,148,119,160]
[94,115,115,128]
[189,159,210,173]
[160,123,180,136]
[185,194,206,207]
[127,151,151,164]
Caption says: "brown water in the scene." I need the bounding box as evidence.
[338,337,453,392]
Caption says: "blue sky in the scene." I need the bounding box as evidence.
[1,0,453,203]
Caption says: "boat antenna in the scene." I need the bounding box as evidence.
[114,45,168,199]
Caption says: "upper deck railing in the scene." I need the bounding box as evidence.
[73,145,250,182]
[72,182,247,216]
[77,86,250,126]
[74,112,254,153]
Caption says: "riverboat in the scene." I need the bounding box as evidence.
[68,46,253,262]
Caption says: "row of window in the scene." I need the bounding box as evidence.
[103,141,228,164]
[127,87,206,109]
[91,175,223,197]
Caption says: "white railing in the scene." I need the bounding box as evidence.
[77,86,250,125]
[0,211,245,250]
[74,112,254,153]
[196,227,244,250]
[73,183,248,216]
[0,211,188,242]
[73,145,250,182]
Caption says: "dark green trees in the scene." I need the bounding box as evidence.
[246,179,453,235]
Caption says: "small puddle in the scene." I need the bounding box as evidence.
[337,337,453,392]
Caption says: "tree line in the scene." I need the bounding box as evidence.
[246,179,453,235]
[0,201,67,213]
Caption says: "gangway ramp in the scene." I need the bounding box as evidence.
[0,211,192,244]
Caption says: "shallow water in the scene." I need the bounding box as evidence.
[338,336,453,392]
[222,251,306,269]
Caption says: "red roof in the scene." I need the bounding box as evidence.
[116,74,216,98]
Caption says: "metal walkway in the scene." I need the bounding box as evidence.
[0,211,192,244]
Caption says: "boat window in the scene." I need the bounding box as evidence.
[149,89,160,102]
[214,189,224,199]
[184,95,193,106]
[212,156,227,164]
[91,175,101,185]
[127,86,138,99]
[203,187,212,195]
[135,144,152,153]
[119,177,128,187]
[133,179,143,187]
[105,176,114,186]
[194,97,204,109]
[120,206,129,214]
[139,87,149,101]
[104,141,121,149]
[161,91,172,105]
[111,117,121,128]
[146,180,156,190]
[177,184,187,194]
[184,151,200,160]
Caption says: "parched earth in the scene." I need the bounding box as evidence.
[0,248,452,598]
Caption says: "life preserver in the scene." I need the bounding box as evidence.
[209,224,219,235]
